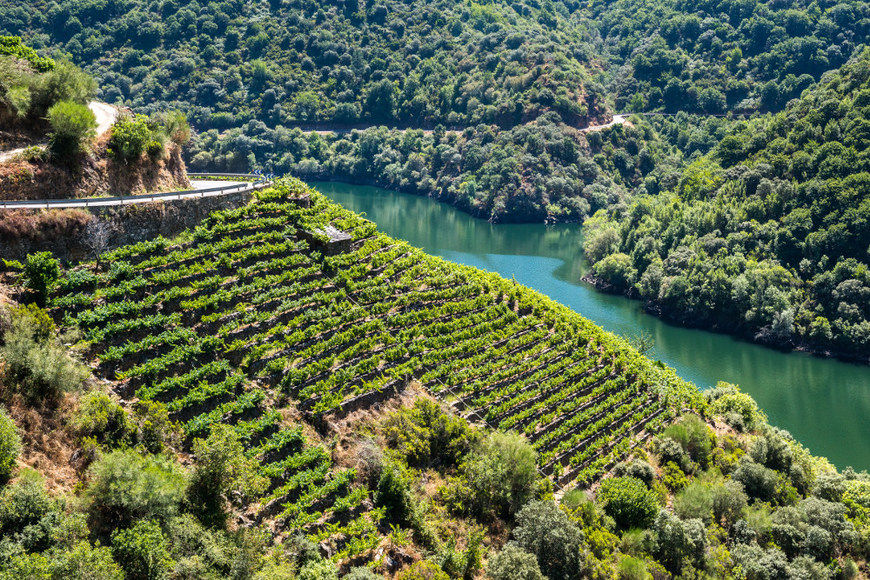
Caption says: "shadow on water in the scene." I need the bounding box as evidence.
[313,181,870,471]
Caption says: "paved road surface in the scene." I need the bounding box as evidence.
[0,179,267,210]
[0,101,117,163]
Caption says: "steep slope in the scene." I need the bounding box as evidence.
[52,177,698,494]
[584,49,870,357]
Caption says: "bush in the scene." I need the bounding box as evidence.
[50,541,124,580]
[345,566,383,580]
[47,100,97,160]
[0,469,58,551]
[21,252,59,307]
[1,305,88,402]
[111,520,174,580]
[512,500,586,580]
[109,114,163,163]
[673,482,714,524]
[458,431,539,518]
[383,398,478,468]
[617,556,648,580]
[297,559,339,580]
[651,510,707,574]
[396,561,450,580]
[663,415,712,468]
[375,462,413,524]
[84,449,186,535]
[597,477,660,530]
[485,544,545,580]
[162,110,191,145]
[0,407,21,483]
[74,391,133,447]
[188,424,267,527]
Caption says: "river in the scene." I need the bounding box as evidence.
[313,181,870,471]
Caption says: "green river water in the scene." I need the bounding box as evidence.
[313,181,870,471]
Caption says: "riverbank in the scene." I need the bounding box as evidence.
[581,270,870,367]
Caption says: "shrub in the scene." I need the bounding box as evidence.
[383,398,478,468]
[1,305,88,402]
[485,544,545,580]
[162,110,191,145]
[598,477,660,530]
[707,383,765,432]
[512,500,586,580]
[74,391,133,447]
[39,61,97,110]
[111,520,174,580]
[297,559,339,580]
[0,469,58,551]
[188,424,267,527]
[109,114,162,163]
[613,459,656,487]
[21,252,59,307]
[375,462,413,524]
[0,407,21,483]
[663,415,712,468]
[673,482,714,524]
[47,100,97,160]
[345,566,383,580]
[85,450,186,535]
[396,561,450,580]
[651,510,707,574]
[458,431,539,518]
[49,541,124,580]
[617,556,648,580]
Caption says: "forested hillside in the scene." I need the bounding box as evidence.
[584,49,870,357]
[0,0,608,131]
[594,0,870,113]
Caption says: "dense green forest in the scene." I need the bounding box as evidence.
[584,50,870,356]
[2,180,870,579]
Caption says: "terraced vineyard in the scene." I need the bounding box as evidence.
[50,177,699,548]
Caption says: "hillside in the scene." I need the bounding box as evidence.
[0,180,868,579]
[52,177,697,488]
[583,49,870,358]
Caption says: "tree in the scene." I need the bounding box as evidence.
[85,450,186,535]
[83,219,114,271]
[111,520,174,580]
[597,477,660,530]
[50,541,124,580]
[485,544,546,580]
[188,424,267,527]
[460,431,539,518]
[21,252,60,307]
[47,100,96,160]
[0,406,21,484]
[512,500,586,580]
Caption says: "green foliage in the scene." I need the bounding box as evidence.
[454,432,539,519]
[21,253,59,307]
[663,415,713,469]
[383,398,478,468]
[0,37,54,72]
[111,520,174,580]
[108,114,168,163]
[344,566,383,580]
[49,541,124,580]
[84,450,186,535]
[47,100,95,160]
[0,469,58,552]
[616,556,648,580]
[74,391,133,448]
[597,477,660,530]
[583,51,870,355]
[485,544,546,580]
[375,462,413,525]
[188,424,267,527]
[396,561,450,580]
[0,407,21,484]
[512,500,586,580]
[1,302,88,402]
[707,383,766,433]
